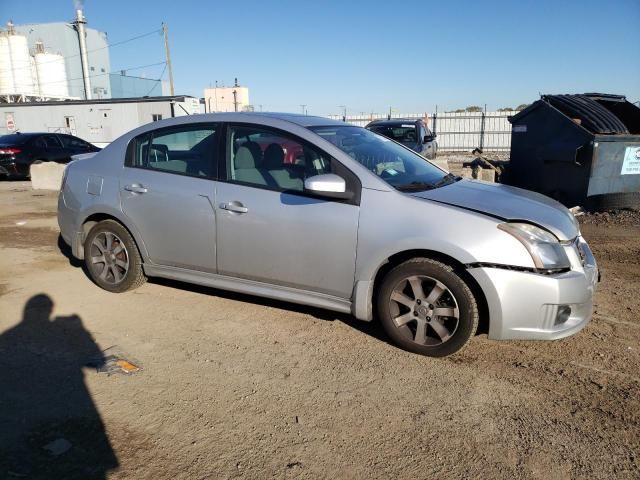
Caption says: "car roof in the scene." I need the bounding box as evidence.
[0,132,46,138]
[201,112,347,128]
[0,132,46,144]
[367,119,422,127]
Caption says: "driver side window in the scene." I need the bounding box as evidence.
[226,125,333,192]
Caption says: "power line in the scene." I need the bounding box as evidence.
[142,62,168,97]
[7,27,163,71]
[33,61,166,87]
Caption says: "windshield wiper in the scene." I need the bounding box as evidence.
[396,174,460,192]
[395,181,437,192]
[430,173,460,188]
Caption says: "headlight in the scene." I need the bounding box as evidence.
[498,222,570,271]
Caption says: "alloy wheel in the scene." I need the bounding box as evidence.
[88,231,130,285]
[388,275,460,346]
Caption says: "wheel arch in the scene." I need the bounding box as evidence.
[79,210,148,261]
[357,248,490,335]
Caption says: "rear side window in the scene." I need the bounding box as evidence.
[42,135,62,148]
[369,124,418,144]
[59,135,92,149]
[126,125,218,178]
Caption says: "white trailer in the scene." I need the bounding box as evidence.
[0,95,202,147]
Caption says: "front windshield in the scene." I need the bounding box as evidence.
[310,125,453,191]
[368,124,418,145]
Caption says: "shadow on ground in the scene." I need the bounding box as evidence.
[58,232,391,345]
[149,276,394,346]
[57,234,84,268]
[0,294,118,479]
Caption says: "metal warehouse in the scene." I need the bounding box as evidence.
[0,95,202,146]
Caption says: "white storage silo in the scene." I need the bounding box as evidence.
[30,55,39,95]
[0,33,14,95]
[35,51,69,98]
[7,31,37,95]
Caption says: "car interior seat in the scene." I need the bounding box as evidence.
[142,143,169,163]
[234,145,273,186]
[263,143,303,190]
[404,129,417,142]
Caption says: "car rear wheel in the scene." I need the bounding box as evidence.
[377,257,478,357]
[84,220,146,293]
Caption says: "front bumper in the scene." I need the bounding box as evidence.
[469,237,598,341]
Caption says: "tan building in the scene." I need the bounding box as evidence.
[203,84,250,113]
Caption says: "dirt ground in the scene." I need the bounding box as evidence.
[0,180,638,480]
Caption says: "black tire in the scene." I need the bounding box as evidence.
[376,257,478,357]
[84,220,146,293]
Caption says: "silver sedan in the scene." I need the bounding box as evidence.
[58,113,599,357]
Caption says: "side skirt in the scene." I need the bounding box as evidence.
[143,264,353,314]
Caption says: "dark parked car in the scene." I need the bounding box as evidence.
[0,132,100,178]
[366,119,438,159]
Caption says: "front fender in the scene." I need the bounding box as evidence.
[351,188,534,320]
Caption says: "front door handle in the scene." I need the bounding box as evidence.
[124,184,148,194]
[219,201,248,214]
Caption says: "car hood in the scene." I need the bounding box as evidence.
[411,179,578,240]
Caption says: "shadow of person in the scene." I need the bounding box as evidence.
[0,294,118,479]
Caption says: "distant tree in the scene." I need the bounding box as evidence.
[516,103,529,111]
[497,107,513,111]
[465,106,483,112]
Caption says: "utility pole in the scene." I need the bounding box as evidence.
[162,22,175,96]
[233,77,239,112]
[300,104,306,115]
[72,11,92,99]
[338,105,346,121]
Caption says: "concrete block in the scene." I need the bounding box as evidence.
[432,158,449,171]
[30,162,66,191]
[461,167,475,179]
[460,166,496,182]
[478,169,496,183]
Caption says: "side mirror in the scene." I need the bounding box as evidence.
[424,134,436,143]
[304,173,353,200]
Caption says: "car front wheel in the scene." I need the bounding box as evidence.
[377,257,478,357]
[84,220,146,293]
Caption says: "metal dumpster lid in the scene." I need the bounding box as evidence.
[543,94,629,135]
[510,93,631,135]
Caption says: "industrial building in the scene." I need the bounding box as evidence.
[0,8,167,102]
[203,80,251,112]
[0,96,202,146]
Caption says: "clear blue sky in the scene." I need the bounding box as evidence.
[2,0,639,115]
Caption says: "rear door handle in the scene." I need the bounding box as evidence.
[219,202,248,214]
[124,184,148,194]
